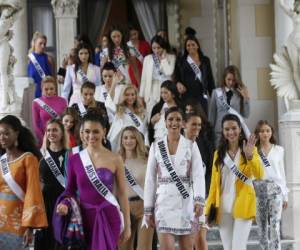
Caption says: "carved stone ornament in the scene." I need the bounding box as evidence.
[0,0,22,113]
[51,0,79,17]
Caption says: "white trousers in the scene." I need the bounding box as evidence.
[219,213,252,250]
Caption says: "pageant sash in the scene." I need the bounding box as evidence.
[0,154,25,201]
[187,56,202,81]
[223,153,252,186]
[28,53,46,79]
[34,98,58,118]
[77,68,89,83]
[125,108,141,128]
[77,101,87,117]
[152,54,165,82]
[125,167,144,199]
[79,149,124,229]
[258,150,271,168]
[216,88,251,139]
[43,150,66,188]
[157,139,190,199]
[112,57,129,80]
[127,41,144,63]
[72,146,81,154]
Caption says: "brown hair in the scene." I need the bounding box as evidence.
[254,120,277,148]
[61,107,80,144]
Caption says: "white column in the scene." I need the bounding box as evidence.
[11,1,28,77]
[52,0,79,71]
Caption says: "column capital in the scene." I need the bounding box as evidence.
[51,0,79,18]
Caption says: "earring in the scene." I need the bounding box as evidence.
[14,140,18,147]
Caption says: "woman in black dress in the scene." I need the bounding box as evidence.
[34,119,68,250]
[175,36,215,113]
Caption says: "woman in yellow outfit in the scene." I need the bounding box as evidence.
[205,113,264,250]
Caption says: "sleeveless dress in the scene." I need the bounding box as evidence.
[27,52,52,98]
[55,154,121,250]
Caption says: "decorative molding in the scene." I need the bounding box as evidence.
[166,0,180,48]
[51,0,79,18]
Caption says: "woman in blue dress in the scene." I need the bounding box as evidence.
[28,32,54,98]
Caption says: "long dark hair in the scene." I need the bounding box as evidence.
[183,35,204,59]
[254,120,277,148]
[221,65,245,114]
[74,42,93,75]
[101,62,117,85]
[107,26,130,61]
[150,35,168,53]
[215,114,246,167]
[0,115,42,159]
[81,108,108,130]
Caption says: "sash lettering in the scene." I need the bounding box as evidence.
[127,41,144,63]
[34,98,58,118]
[125,167,144,199]
[28,53,46,79]
[0,154,25,201]
[224,153,252,186]
[78,101,87,117]
[216,88,251,139]
[157,140,190,199]
[77,68,89,83]
[187,56,202,81]
[126,109,141,128]
[258,150,271,168]
[43,150,65,188]
[79,149,124,231]
[152,54,165,81]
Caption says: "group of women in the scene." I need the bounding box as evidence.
[0,26,289,250]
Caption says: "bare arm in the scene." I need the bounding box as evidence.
[280,0,294,17]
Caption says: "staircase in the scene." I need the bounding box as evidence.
[207,225,295,250]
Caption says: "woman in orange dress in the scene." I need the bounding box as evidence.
[0,115,47,249]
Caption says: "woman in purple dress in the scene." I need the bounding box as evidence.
[56,109,131,250]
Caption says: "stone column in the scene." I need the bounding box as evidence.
[52,0,79,71]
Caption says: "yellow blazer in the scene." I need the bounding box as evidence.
[205,147,264,224]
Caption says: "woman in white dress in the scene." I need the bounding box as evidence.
[254,120,288,250]
[62,42,101,106]
[139,35,176,115]
[144,106,205,250]
[106,84,148,152]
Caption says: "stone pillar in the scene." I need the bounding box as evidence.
[52,0,79,70]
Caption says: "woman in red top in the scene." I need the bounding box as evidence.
[61,107,80,148]
[127,26,151,88]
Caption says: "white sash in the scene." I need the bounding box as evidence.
[79,149,124,230]
[157,139,190,199]
[152,54,165,82]
[127,41,144,63]
[223,153,252,186]
[77,68,89,83]
[187,56,202,81]
[34,98,58,118]
[216,88,251,139]
[258,150,271,168]
[78,101,87,117]
[112,52,129,80]
[28,53,46,79]
[0,154,25,201]
[72,146,81,154]
[125,108,142,128]
[43,150,66,188]
[125,166,144,199]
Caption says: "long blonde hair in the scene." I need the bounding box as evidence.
[119,126,148,161]
[41,118,69,150]
[29,31,47,53]
[117,84,145,118]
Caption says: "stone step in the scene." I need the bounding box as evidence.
[207,239,295,250]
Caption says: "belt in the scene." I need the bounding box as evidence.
[129,196,141,202]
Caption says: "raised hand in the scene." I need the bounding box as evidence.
[237,85,250,99]
[243,133,257,160]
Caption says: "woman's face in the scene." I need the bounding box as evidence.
[124,88,137,106]
[0,124,18,150]
[185,116,202,138]
[46,123,63,145]
[35,37,46,54]
[42,82,56,97]
[258,124,272,143]
[83,121,104,147]
[129,30,139,42]
[186,40,199,55]
[81,88,95,105]
[185,105,194,114]
[102,69,114,86]
[161,87,173,103]
[78,48,90,64]
[102,36,108,48]
[225,73,236,89]
[111,30,122,47]
[166,112,183,134]
[152,42,163,56]
[121,130,137,152]
[62,115,75,131]
[223,120,241,143]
